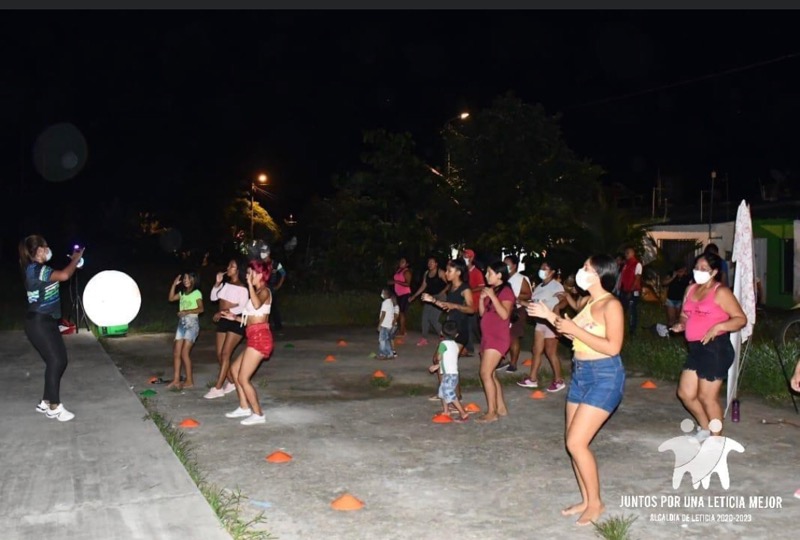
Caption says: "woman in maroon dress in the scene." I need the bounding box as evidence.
[477,261,515,423]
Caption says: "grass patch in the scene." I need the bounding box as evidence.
[140,398,273,540]
[593,514,637,540]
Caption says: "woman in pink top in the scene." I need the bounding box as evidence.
[671,252,745,439]
[389,257,413,337]
[476,261,515,423]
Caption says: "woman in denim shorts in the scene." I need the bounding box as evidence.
[529,254,624,527]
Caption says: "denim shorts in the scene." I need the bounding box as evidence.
[567,355,625,413]
[438,373,459,403]
[664,299,682,309]
[175,315,200,343]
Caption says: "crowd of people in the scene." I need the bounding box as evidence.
[20,232,792,526]
[381,243,755,525]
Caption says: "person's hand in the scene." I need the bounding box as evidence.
[428,364,439,374]
[482,286,496,299]
[71,246,85,262]
[212,311,222,323]
[216,272,224,284]
[791,363,800,392]
[527,300,552,320]
[246,271,254,287]
[670,322,685,333]
[553,314,578,335]
[421,293,434,303]
[221,311,236,321]
[177,310,185,317]
[701,324,719,345]
[173,275,182,287]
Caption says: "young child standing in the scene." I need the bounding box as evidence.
[389,290,400,357]
[377,287,394,359]
[428,321,469,422]
[168,271,204,389]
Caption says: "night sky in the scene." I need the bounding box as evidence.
[2,10,799,255]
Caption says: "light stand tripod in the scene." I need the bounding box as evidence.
[68,269,91,334]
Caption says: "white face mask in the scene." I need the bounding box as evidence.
[44,248,52,262]
[538,269,548,280]
[464,258,471,266]
[693,270,712,285]
[575,268,594,290]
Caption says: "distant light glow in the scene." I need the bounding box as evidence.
[83,271,141,327]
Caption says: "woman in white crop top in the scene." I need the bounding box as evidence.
[221,259,274,426]
[205,258,249,400]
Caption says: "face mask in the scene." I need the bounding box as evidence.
[45,248,52,262]
[507,265,513,274]
[538,269,548,280]
[575,268,594,290]
[693,270,712,285]
[464,258,470,266]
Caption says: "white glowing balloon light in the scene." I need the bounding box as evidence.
[82,271,142,327]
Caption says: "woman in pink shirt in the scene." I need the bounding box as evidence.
[389,257,413,337]
[671,252,746,439]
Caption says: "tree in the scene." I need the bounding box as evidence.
[445,92,604,256]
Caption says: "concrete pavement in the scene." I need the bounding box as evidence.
[0,331,231,540]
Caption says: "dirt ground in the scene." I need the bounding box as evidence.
[102,326,800,540]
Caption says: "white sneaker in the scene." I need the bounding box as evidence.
[225,407,252,418]
[45,404,75,422]
[240,413,266,426]
[222,381,237,395]
[693,429,711,442]
[203,387,226,400]
[36,400,49,414]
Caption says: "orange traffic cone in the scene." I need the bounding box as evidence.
[522,358,532,366]
[178,418,200,428]
[337,339,348,347]
[641,380,658,389]
[373,370,387,378]
[432,413,453,423]
[331,493,364,511]
[465,402,481,413]
[265,451,293,463]
[324,354,336,362]
[529,390,546,400]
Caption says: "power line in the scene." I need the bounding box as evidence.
[565,51,800,111]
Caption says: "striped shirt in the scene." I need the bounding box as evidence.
[25,263,61,318]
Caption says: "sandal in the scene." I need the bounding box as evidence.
[453,414,469,423]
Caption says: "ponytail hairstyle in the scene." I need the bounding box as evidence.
[19,235,47,271]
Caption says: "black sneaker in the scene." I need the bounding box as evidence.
[495,361,509,371]
[505,364,518,373]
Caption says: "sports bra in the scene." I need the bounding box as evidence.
[571,293,612,357]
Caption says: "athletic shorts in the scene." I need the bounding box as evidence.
[216,317,245,336]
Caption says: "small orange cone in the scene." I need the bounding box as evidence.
[148,376,159,384]
[265,451,293,463]
[529,390,546,400]
[641,380,658,389]
[395,338,405,345]
[337,339,348,347]
[432,413,453,423]
[372,370,387,378]
[465,402,481,413]
[324,354,336,362]
[522,358,532,366]
[179,418,200,428]
[331,493,364,511]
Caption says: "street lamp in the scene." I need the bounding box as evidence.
[250,173,268,239]
[443,112,470,179]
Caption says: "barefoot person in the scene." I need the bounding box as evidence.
[205,257,249,399]
[529,254,624,526]
[671,251,746,439]
[476,261,515,423]
[20,235,85,422]
[224,259,274,426]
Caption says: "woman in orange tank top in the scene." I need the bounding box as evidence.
[528,254,624,527]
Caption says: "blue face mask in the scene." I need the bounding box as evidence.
[45,248,52,262]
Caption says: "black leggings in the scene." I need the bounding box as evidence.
[24,313,68,404]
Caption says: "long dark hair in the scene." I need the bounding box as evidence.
[589,254,619,293]
[488,260,511,294]
[19,235,46,271]
[446,258,467,283]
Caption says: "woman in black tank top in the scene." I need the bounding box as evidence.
[410,257,449,341]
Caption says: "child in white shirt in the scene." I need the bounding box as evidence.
[377,287,394,359]
[429,321,469,422]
